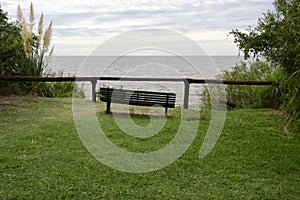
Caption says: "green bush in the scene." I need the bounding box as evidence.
[230,0,300,125]
[24,72,85,98]
[201,61,281,109]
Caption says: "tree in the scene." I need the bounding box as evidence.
[0,7,33,94]
[230,0,300,125]
[0,8,29,76]
[17,3,54,76]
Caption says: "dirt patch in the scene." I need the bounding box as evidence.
[268,109,284,116]
[0,95,31,104]
[0,95,20,104]
[184,116,209,121]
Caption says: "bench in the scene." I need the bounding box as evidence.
[98,87,176,116]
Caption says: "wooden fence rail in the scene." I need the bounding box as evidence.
[0,76,279,109]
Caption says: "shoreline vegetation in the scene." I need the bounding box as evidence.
[0,0,299,198]
[0,96,299,199]
[1,0,299,125]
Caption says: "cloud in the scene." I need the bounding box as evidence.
[0,0,274,55]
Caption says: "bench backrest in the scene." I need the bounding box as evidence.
[99,88,176,108]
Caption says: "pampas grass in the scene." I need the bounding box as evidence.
[17,2,54,76]
[43,21,52,50]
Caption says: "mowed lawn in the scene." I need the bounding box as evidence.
[0,96,299,199]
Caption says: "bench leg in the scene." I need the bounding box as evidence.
[106,101,111,114]
[165,107,167,117]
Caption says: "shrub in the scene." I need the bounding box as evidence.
[201,61,281,109]
[230,0,300,124]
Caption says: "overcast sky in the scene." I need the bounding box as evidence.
[1,0,274,56]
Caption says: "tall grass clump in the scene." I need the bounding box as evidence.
[1,3,83,98]
[17,3,53,76]
[0,4,84,97]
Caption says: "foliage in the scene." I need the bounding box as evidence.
[220,61,281,109]
[230,0,300,123]
[200,84,226,110]
[41,82,84,98]
[0,7,30,95]
[0,5,82,98]
[200,61,281,109]
[0,8,30,76]
[39,72,85,98]
[25,81,78,98]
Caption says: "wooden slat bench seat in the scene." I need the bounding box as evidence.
[98,87,176,116]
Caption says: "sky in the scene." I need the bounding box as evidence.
[0,0,274,56]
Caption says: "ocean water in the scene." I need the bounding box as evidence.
[49,56,243,108]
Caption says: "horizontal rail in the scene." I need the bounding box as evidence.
[186,78,279,85]
[0,76,279,109]
[0,76,279,85]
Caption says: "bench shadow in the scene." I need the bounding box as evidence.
[102,111,177,119]
[99,111,209,121]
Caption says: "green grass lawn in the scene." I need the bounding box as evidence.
[0,96,299,199]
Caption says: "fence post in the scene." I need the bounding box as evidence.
[183,80,190,109]
[91,79,97,102]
